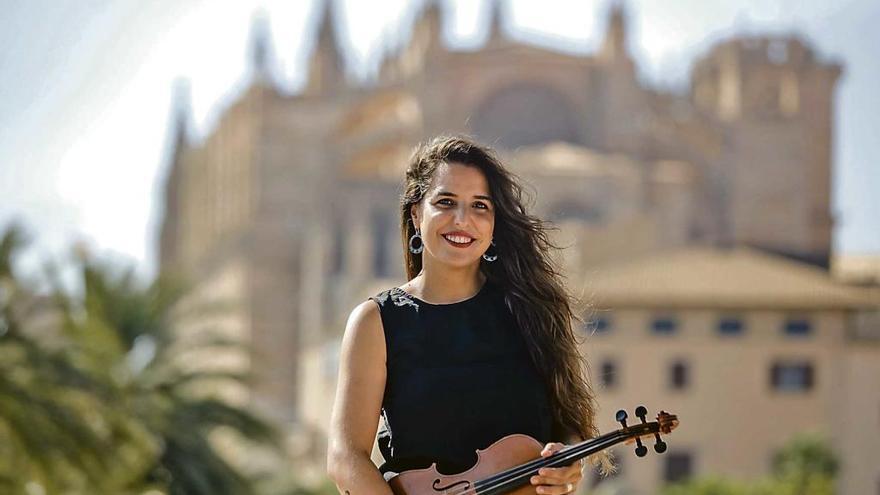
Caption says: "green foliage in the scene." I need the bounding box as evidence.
[0,223,308,494]
[662,477,751,495]
[771,432,838,495]
[1,224,155,494]
[660,433,839,495]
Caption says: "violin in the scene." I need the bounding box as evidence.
[386,406,679,495]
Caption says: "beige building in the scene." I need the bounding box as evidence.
[155,0,876,492]
[580,246,879,495]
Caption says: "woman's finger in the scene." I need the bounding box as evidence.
[532,465,580,482]
[531,481,579,494]
[540,442,566,456]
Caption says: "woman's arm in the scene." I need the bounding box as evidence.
[327,300,394,494]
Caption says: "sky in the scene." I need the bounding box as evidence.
[0,0,877,284]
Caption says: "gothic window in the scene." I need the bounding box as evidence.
[767,40,789,64]
[548,199,605,224]
[330,215,346,275]
[372,208,391,278]
[472,84,580,149]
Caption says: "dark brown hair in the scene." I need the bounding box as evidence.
[399,135,611,471]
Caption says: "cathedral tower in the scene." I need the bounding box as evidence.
[691,36,842,267]
[306,0,346,94]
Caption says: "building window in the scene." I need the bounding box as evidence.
[670,360,689,390]
[770,361,814,392]
[767,40,789,64]
[652,316,678,335]
[599,359,617,390]
[718,317,744,336]
[783,318,812,337]
[664,452,693,483]
[330,216,346,275]
[548,199,605,224]
[371,209,390,278]
[585,315,611,335]
[322,341,341,381]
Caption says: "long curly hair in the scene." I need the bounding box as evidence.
[399,135,612,471]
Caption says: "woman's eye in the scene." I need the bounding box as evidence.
[436,199,489,209]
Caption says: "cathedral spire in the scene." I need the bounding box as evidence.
[308,0,346,94]
[487,0,506,42]
[170,78,192,154]
[377,26,400,83]
[160,77,193,272]
[600,1,630,62]
[417,0,443,50]
[247,9,276,85]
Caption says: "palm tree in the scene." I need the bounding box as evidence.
[58,253,283,495]
[0,224,153,494]
[2,222,287,494]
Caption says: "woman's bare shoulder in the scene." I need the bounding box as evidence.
[348,298,381,326]
[341,299,385,354]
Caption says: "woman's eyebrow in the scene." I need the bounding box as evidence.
[437,191,493,202]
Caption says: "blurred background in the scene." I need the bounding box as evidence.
[1,0,878,494]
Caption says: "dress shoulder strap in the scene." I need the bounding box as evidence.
[369,287,422,313]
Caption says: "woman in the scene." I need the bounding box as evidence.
[327,136,609,494]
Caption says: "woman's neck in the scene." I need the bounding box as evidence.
[404,264,486,304]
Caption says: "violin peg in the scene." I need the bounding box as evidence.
[654,439,668,454]
[635,405,648,422]
[616,409,629,429]
[634,433,647,458]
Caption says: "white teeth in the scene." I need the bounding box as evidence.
[443,234,473,245]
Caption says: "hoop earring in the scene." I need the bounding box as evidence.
[408,228,424,254]
[481,238,498,262]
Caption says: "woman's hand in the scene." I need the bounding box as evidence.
[529,442,585,494]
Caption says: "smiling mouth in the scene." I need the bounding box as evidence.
[442,234,475,246]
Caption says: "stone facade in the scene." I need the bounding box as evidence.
[581,247,879,495]
[156,1,866,492]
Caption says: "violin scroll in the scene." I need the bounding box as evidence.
[617,406,679,458]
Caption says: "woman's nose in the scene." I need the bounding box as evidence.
[454,205,469,224]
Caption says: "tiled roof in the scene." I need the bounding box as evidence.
[582,246,879,310]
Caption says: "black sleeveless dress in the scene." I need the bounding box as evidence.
[368,279,554,476]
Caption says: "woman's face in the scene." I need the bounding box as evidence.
[411,162,495,270]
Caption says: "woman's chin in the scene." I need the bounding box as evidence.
[433,252,481,268]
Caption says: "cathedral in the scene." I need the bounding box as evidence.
[158,1,879,493]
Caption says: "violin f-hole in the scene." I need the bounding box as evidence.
[432,478,471,492]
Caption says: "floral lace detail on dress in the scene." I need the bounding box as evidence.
[376,287,420,312]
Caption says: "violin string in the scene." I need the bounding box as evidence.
[444,434,618,495]
[478,435,611,487]
[445,437,613,495]
[472,434,623,493]
[438,423,660,494]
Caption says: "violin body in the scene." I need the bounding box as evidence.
[384,408,680,495]
[387,433,545,495]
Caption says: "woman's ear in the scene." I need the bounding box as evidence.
[410,203,420,228]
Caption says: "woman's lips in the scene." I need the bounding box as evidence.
[442,235,475,248]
